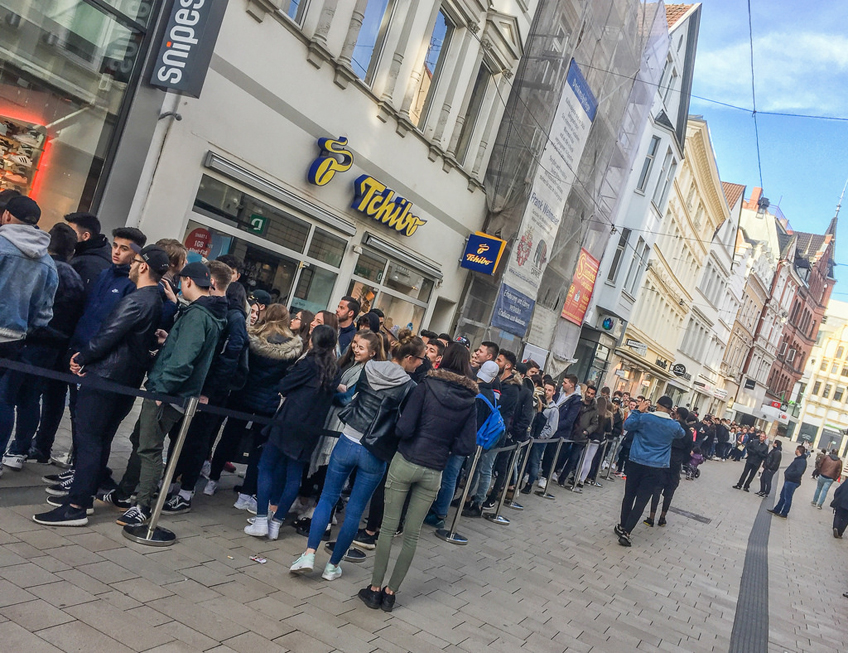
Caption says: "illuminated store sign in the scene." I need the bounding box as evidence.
[460,232,506,274]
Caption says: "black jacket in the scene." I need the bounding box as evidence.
[831,479,848,510]
[27,257,85,347]
[670,421,694,468]
[498,373,522,433]
[784,455,807,484]
[714,423,730,444]
[396,369,478,470]
[409,355,433,385]
[553,392,583,440]
[228,331,302,415]
[745,439,769,465]
[201,295,250,400]
[70,234,111,293]
[611,407,624,438]
[509,377,535,441]
[265,355,340,462]
[74,285,163,387]
[763,447,783,472]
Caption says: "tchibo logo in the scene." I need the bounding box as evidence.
[157,0,206,85]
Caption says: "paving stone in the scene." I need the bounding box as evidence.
[0,620,65,652]
[37,619,135,653]
[64,600,174,652]
[28,581,97,608]
[0,561,62,587]
[0,578,37,607]
[0,599,75,631]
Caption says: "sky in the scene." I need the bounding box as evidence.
[687,0,848,292]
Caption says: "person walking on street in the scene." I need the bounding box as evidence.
[768,445,808,518]
[812,449,843,509]
[644,406,693,527]
[757,440,782,498]
[615,396,685,547]
[733,431,769,491]
[359,343,477,611]
[830,478,848,538]
[32,246,170,525]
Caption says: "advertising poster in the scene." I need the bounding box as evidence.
[561,248,600,325]
[492,284,535,337]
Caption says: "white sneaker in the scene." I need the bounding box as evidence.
[551,472,559,483]
[322,562,342,581]
[2,454,25,470]
[522,474,529,486]
[268,519,282,541]
[537,477,546,489]
[203,479,218,496]
[234,493,257,514]
[200,460,211,479]
[244,516,268,537]
[290,552,315,574]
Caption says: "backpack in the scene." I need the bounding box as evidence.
[476,393,506,450]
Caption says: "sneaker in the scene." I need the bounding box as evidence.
[423,513,445,528]
[462,502,482,518]
[27,451,50,464]
[834,528,842,539]
[380,588,396,613]
[42,469,74,484]
[203,479,218,496]
[817,504,823,510]
[358,586,382,609]
[268,519,282,541]
[200,460,211,479]
[481,499,497,511]
[97,489,133,510]
[244,516,269,537]
[394,525,404,538]
[657,516,667,527]
[322,562,342,581]
[223,462,237,473]
[352,528,378,550]
[162,494,192,515]
[2,454,25,470]
[45,476,74,497]
[32,504,88,527]
[618,532,632,547]
[614,524,625,537]
[643,517,654,527]
[570,486,582,494]
[46,496,93,515]
[234,494,258,514]
[324,541,366,562]
[537,477,547,489]
[117,505,150,526]
[520,486,532,495]
[290,552,315,574]
[732,485,741,489]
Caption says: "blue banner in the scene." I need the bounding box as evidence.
[492,283,535,337]
[460,232,506,275]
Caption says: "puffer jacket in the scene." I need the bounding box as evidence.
[817,453,843,480]
[74,285,163,387]
[70,234,111,292]
[396,368,478,470]
[200,294,250,400]
[784,454,807,484]
[70,264,135,350]
[498,373,523,431]
[509,376,535,441]
[570,398,599,444]
[228,331,302,415]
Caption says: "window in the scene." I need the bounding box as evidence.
[821,360,829,371]
[283,0,309,24]
[411,8,455,128]
[835,387,845,402]
[351,0,395,83]
[636,137,660,191]
[786,348,796,363]
[813,381,821,395]
[454,64,492,164]
[606,228,631,282]
[652,149,676,207]
[623,237,648,295]
[833,363,839,374]
[838,346,845,358]
[662,68,678,105]
[824,384,833,399]
[841,367,848,377]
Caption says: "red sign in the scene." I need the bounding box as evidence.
[185,227,211,257]
[561,248,600,325]
[770,401,782,409]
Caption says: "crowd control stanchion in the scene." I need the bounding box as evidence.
[436,446,482,545]
[570,443,590,491]
[536,437,565,500]
[123,397,199,547]
[484,441,524,526]
[604,437,621,481]
[593,439,611,484]
[508,439,533,510]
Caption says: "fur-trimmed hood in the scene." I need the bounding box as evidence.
[248,333,302,361]
[501,372,524,387]
[426,368,479,397]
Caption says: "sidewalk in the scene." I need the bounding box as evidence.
[0,442,845,652]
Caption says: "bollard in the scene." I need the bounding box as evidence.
[507,439,533,510]
[484,441,525,525]
[535,437,565,499]
[123,397,199,547]
[436,446,482,545]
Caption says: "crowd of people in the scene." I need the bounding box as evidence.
[1,192,845,609]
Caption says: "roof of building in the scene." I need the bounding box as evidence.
[721,182,746,209]
[665,4,695,29]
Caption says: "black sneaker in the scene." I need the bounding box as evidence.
[116,505,150,526]
[32,504,88,527]
[324,541,366,562]
[45,476,74,497]
[393,525,404,538]
[27,450,50,464]
[657,516,667,527]
[520,486,532,495]
[97,489,132,510]
[380,587,396,612]
[481,499,497,511]
[643,517,654,527]
[614,523,626,537]
[358,586,382,609]
[46,496,93,515]
[42,469,74,484]
[352,528,378,550]
[162,494,192,515]
[462,502,482,518]
[618,532,632,547]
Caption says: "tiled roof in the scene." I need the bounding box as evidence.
[666,4,694,29]
[721,182,746,209]
[795,232,827,259]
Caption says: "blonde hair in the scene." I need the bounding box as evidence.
[252,303,292,340]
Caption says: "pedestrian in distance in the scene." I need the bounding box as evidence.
[757,440,782,497]
[684,446,705,480]
[644,406,693,527]
[768,445,808,518]
[733,431,769,491]
[811,449,843,509]
[830,478,848,538]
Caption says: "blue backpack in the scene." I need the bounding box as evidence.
[476,393,506,450]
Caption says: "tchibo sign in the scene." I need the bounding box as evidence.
[149,0,229,98]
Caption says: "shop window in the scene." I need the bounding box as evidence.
[351,0,395,83]
[411,8,454,128]
[384,260,433,302]
[0,0,147,226]
[455,63,492,164]
[292,264,337,314]
[353,249,388,283]
[307,228,346,267]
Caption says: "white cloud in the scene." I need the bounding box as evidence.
[693,32,848,114]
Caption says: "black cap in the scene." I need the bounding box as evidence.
[178,261,211,288]
[5,196,41,224]
[139,245,170,275]
[515,362,529,375]
[455,335,470,348]
[251,289,272,306]
[656,395,674,410]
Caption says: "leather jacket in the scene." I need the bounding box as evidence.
[73,285,163,388]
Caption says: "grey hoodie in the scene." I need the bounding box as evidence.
[341,360,413,442]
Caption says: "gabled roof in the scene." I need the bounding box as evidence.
[721,182,745,209]
[794,233,828,260]
[666,4,695,29]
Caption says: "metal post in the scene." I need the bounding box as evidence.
[536,438,565,499]
[570,443,590,491]
[436,446,482,545]
[484,441,524,525]
[604,437,621,480]
[507,439,533,510]
[123,397,199,547]
[591,439,611,486]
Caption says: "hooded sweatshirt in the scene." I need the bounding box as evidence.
[341,360,415,449]
[0,224,58,342]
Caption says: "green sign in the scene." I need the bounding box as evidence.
[248,214,268,235]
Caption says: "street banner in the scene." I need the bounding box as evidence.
[561,248,600,325]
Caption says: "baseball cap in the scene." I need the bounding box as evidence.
[656,395,674,410]
[251,289,272,306]
[178,261,212,288]
[139,245,170,275]
[515,362,529,375]
[455,335,470,348]
[477,360,499,383]
[5,196,41,225]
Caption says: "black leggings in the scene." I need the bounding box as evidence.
[650,464,681,515]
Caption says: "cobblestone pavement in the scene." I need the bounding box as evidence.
[1,426,846,652]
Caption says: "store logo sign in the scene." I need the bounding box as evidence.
[460,232,506,274]
[150,0,229,98]
[307,137,353,186]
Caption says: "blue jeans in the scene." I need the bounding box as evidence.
[307,436,386,564]
[431,453,466,518]
[812,476,835,507]
[526,442,548,487]
[773,480,800,516]
[256,441,304,519]
[471,447,499,505]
